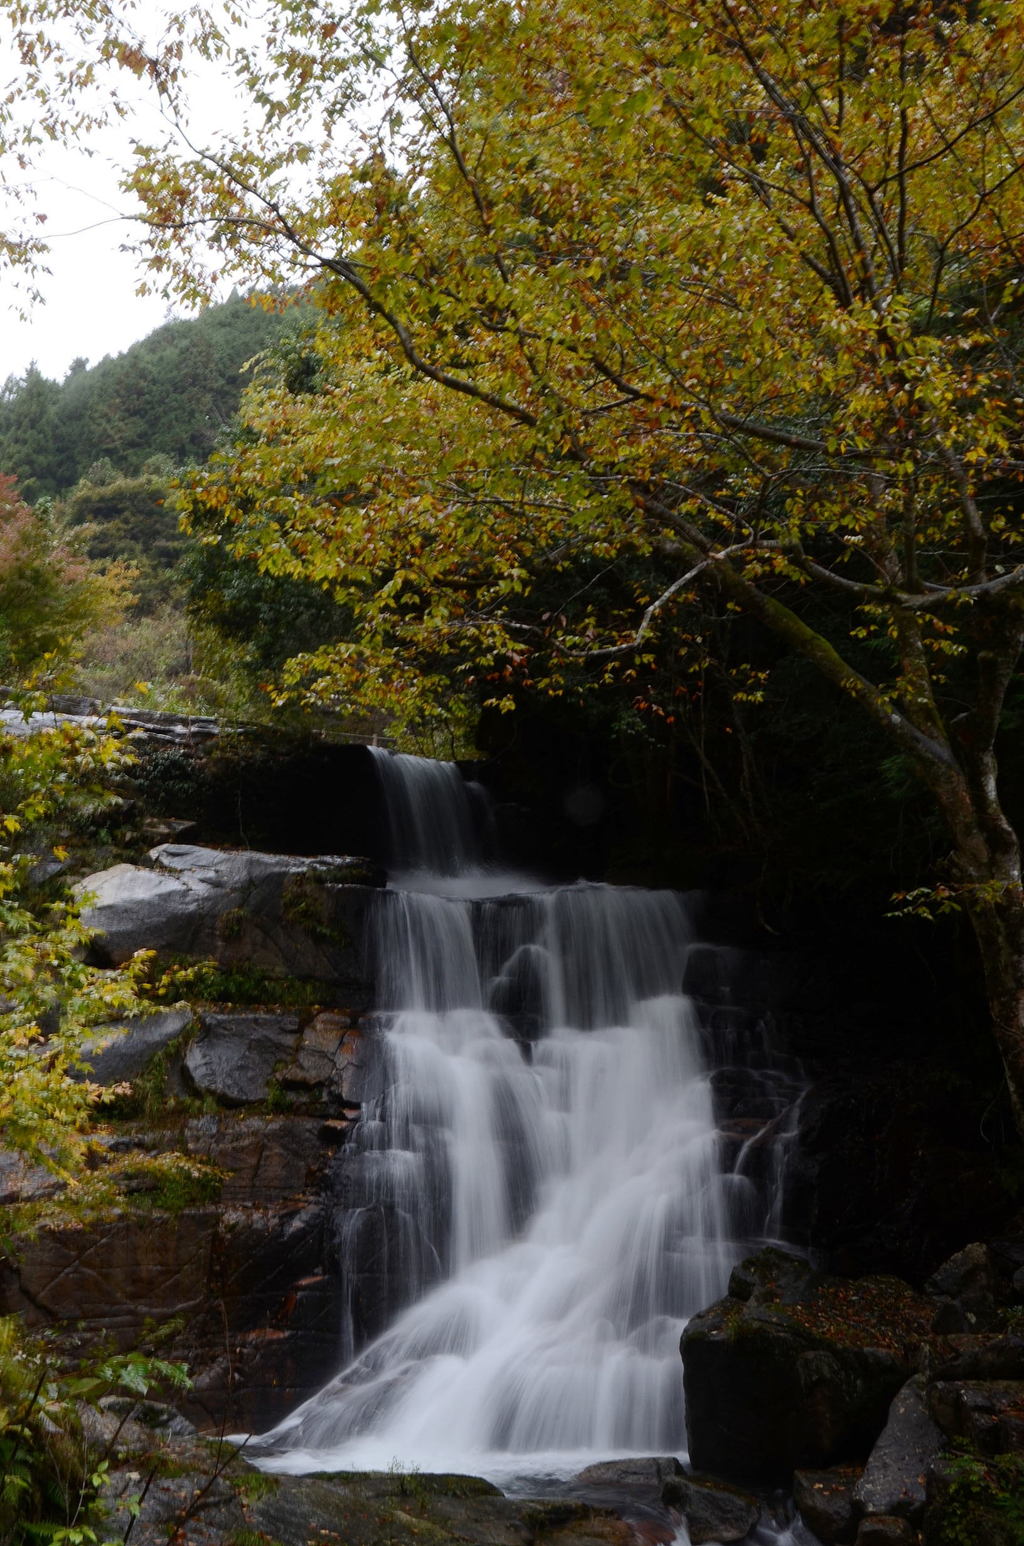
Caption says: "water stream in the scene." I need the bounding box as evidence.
[248,751,801,1497]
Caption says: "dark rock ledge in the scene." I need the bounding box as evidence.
[682,1244,1024,1546]
[75,842,385,1007]
[93,1408,643,1546]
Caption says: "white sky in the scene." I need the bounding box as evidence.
[2,148,188,382]
[1,2,372,383]
[1,3,239,383]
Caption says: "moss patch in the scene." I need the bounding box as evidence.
[142,958,325,1008]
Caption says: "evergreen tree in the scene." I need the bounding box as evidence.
[0,367,62,500]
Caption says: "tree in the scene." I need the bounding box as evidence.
[0,474,134,676]
[126,0,1024,1124]
[0,368,62,500]
[0,476,140,1170]
[0,5,212,1218]
[0,706,146,1185]
[62,458,183,580]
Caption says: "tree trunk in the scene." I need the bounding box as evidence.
[963,896,1024,1136]
[928,755,1024,1135]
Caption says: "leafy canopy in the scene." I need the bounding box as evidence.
[124,0,1024,756]
[0,0,213,300]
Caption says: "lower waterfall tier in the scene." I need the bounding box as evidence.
[247,878,798,1475]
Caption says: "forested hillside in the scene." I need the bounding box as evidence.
[0,291,293,499]
[0,7,1023,1542]
[0,292,324,712]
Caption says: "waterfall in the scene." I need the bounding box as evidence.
[249,750,797,1480]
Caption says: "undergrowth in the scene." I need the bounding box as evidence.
[0,1317,189,1546]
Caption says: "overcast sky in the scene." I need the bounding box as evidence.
[1,5,231,384]
[2,149,187,383]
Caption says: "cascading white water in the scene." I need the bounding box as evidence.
[250,751,786,1481]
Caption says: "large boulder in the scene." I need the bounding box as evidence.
[924,1242,1002,1332]
[852,1376,944,1524]
[681,1248,933,1485]
[793,1466,862,1544]
[660,1475,760,1543]
[76,844,383,1003]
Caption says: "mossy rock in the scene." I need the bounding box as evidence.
[682,1248,933,1484]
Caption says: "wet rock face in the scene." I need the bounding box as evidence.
[0,995,372,1430]
[77,1007,194,1085]
[184,1012,302,1105]
[0,1139,337,1431]
[1,831,386,1434]
[683,1244,1024,1546]
[76,843,383,1006]
[680,1248,933,1485]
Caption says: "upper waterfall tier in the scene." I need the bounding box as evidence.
[370,747,488,876]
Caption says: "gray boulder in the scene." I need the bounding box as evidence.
[76,862,209,958]
[76,844,383,1001]
[77,1007,193,1086]
[793,1467,862,1544]
[852,1376,943,1523]
[924,1242,1000,1332]
[928,1378,1024,1455]
[681,1248,933,1485]
[573,1457,683,1489]
[663,1475,760,1543]
[0,1151,65,1204]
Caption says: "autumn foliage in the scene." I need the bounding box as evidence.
[120,0,1024,1124]
[0,475,131,678]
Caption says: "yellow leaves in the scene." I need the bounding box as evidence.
[0,709,151,1187]
[105,0,1024,735]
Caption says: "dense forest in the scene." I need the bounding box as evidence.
[2,0,1024,1103]
[0,291,293,498]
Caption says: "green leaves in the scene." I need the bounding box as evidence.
[110,0,1024,757]
[0,701,147,1188]
[0,1316,189,1546]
